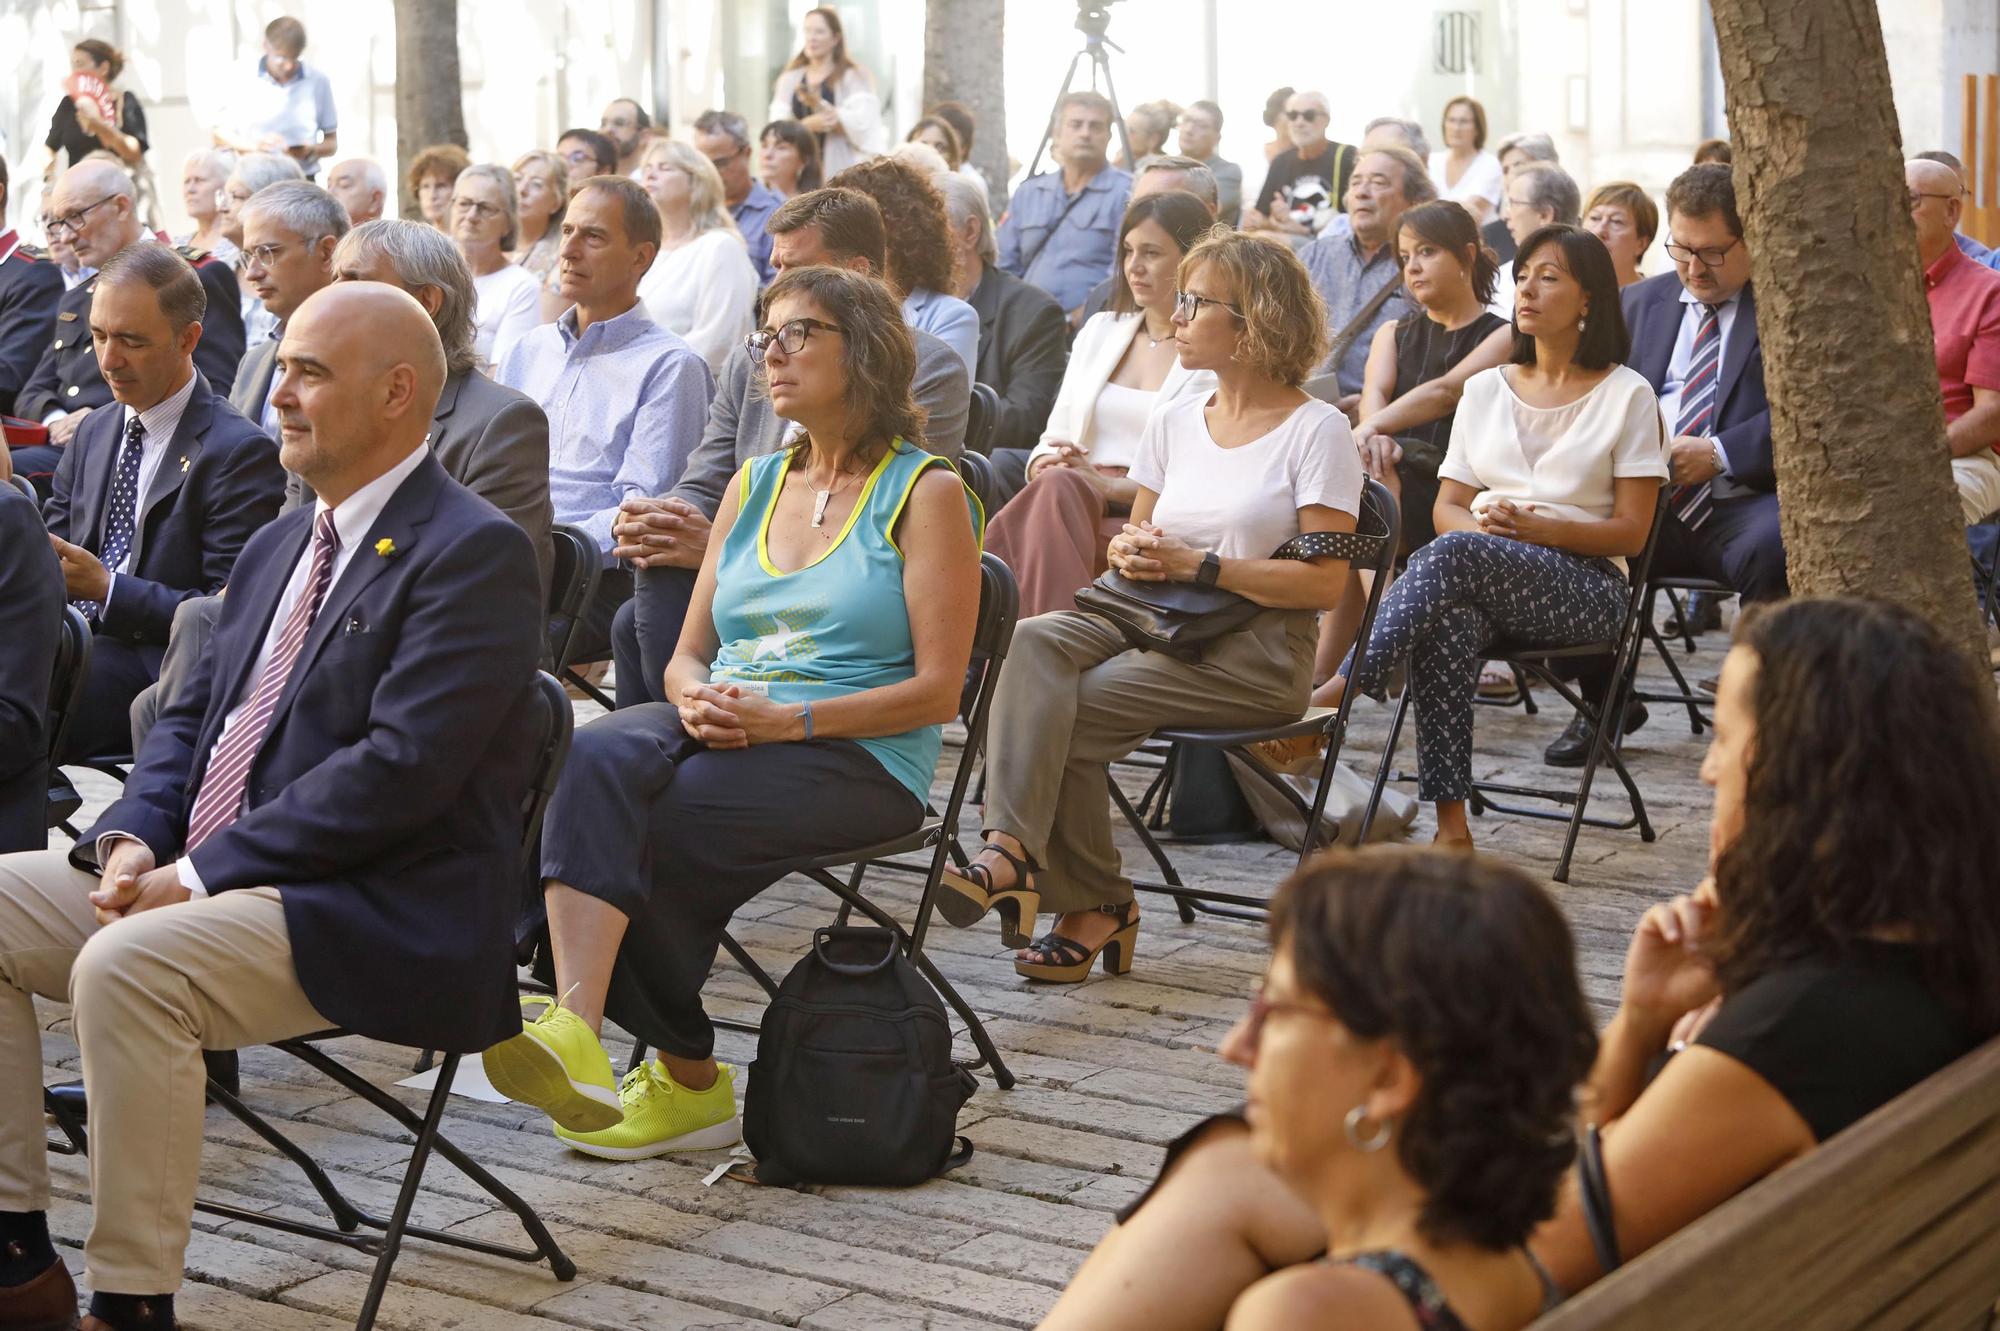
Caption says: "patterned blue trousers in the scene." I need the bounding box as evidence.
[1345,531,1629,801]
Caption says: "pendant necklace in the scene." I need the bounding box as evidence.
[810,466,861,529]
[1144,318,1173,348]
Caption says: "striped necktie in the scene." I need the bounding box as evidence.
[184,509,342,851]
[1671,302,1724,530]
[76,416,146,623]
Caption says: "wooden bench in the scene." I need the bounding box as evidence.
[1532,1037,2000,1330]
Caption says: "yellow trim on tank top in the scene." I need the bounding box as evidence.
[755,442,899,578]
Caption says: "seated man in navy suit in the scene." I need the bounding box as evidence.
[0,473,63,852]
[1547,163,1785,766]
[0,283,543,1331]
[44,244,285,763]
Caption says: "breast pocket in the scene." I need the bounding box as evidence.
[303,629,393,738]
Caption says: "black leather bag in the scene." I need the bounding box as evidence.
[1074,529,1376,662]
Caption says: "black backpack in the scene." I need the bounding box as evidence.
[742,927,977,1187]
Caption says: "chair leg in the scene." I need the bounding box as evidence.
[353,1053,458,1331]
[1357,689,1412,844]
[1555,662,1654,883]
[1107,770,1195,924]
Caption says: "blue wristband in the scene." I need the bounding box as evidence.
[801,700,814,740]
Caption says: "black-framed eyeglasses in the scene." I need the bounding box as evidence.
[1908,190,1959,210]
[1663,237,1743,268]
[1173,288,1245,323]
[242,242,291,270]
[45,194,117,238]
[1283,109,1325,123]
[707,150,747,171]
[746,317,844,362]
[451,197,501,220]
[560,147,597,166]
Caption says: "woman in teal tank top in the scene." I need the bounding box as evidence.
[488,267,982,1163]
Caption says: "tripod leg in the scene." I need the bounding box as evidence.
[1092,48,1129,166]
[1026,50,1090,179]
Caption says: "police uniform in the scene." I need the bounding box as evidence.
[0,230,62,417]
[13,239,247,425]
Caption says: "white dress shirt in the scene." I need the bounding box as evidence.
[1658,286,1745,471]
[102,370,198,611]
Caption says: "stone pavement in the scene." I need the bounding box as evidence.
[35,638,1721,1329]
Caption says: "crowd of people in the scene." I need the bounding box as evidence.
[0,9,1998,1330]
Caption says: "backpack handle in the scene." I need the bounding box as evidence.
[811,926,900,975]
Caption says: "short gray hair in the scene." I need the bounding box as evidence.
[1364,116,1431,161]
[932,170,995,266]
[1495,131,1559,166]
[182,148,236,179]
[455,162,521,250]
[331,219,480,377]
[231,152,306,197]
[693,109,752,153]
[345,157,388,198]
[1136,154,1219,211]
[241,180,351,245]
[1513,161,1581,225]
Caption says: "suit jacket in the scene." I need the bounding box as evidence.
[1622,272,1773,493]
[671,327,969,518]
[84,454,544,1053]
[17,246,246,422]
[228,335,280,428]
[969,264,1069,454]
[1029,311,1217,468]
[46,372,284,656]
[282,369,555,602]
[0,237,64,416]
[0,485,63,852]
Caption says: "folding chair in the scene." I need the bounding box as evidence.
[43,607,93,837]
[1634,573,1732,734]
[1360,487,1673,883]
[45,672,580,1331]
[956,449,998,520]
[1974,510,2000,637]
[966,382,1000,456]
[621,553,1022,1088]
[1111,479,1400,923]
[548,524,613,708]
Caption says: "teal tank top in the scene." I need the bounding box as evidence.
[709,441,978,804]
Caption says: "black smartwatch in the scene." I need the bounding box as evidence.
[1195,551,1222,587]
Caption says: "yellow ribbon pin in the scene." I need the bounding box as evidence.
[375,537,396,557]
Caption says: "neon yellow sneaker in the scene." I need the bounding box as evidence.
[481,992,623,1133]
[555,1060,741,1160]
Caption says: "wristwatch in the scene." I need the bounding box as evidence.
[1709,440,1726,476]
[1195,552,1222,588]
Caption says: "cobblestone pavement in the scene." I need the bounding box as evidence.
[37,638,1721,1328]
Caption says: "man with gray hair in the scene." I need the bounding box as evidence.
[1245,90,1354,242]
[1491,160,1582,316]
[936,170,1067,469]
[1303,145,1436,400]
[324,156,386,226]
[230,180,349,432]
[692,109,781,284]
[1486,131,1561,263]
[1362,116,1431,160]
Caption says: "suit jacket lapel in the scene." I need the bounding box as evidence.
[128,377,215,570]
[71,409,119,553]
[1639,284,1679,395]
[971,269,999,365]
[206,509,313,754]
[1716,283,1759,417]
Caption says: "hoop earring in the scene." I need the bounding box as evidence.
[1344,1105,1392,1152]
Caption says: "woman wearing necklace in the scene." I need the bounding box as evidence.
[768,7,885,178]
[486,265,982,1161]
[985,193,1218,619]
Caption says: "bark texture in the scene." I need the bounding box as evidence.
[1708,0,1986,660]
[924,0,1008,212]
[394,0,469,219]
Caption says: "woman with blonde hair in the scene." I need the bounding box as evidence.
[509,149,570,285]
[451,162,542,371]
[634,138,758,376]
[769,6,885,176]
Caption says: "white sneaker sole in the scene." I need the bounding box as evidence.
[481,1028,623,1133]
[558,1115,744,1161]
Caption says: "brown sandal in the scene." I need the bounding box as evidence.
[938,841,1040,948]
[1013,902,1140,984]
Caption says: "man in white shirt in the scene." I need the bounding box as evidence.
[214,16,339,179]
[229,181,348,432]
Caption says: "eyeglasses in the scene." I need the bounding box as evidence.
[1663,237,1742,268]
[45,194,117,238]
[746,317,844,362]
[1239,989,1335,1049]
[1173,289,1245,322]
[241,242,290,269]
[707,151,746,171]
[452,197,502,220]
[561,148,597,166]
[1283,109,1326,123]
[1909,190,1959,210]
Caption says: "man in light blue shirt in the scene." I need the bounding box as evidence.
[995,91,1131,322]
[499,176,713,663]
[693,111,781,285]
[216,17,339,180]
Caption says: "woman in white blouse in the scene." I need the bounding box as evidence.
[984,192,1218,619]
[768,7,884,178]
[1426,96,1504,226]
[634,139,758,376]
[1326,225,1667,849]
[452,163,543,373]
[944,230,1363,984]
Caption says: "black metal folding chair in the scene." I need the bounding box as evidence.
[45,672,580,1331]
[547,524,613,708]
[43,607,92,837]
[966,382,1000,456]
[1634,573,1732,733]
[1360,487,1672,883]
[621,553,1022,1088]
[1110,479,1400,923]
[956,449,999,520]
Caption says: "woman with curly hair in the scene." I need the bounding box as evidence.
[938,230,1363,982]
[1036,596,2000,1329]
[827,156,978,371]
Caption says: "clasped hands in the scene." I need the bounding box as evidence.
[676,681,803,749]
[1107,520,1202,582]
[90,839,189,925]
[612,496,710,569]
[1473,497,1559,546]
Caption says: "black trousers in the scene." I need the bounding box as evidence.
[62,634,158,762]
[611,564,696,709]
[538,703,924,1060]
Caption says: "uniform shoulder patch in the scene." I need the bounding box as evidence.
[12,244,49,262]
[175,244,215,265]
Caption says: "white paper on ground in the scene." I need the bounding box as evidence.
[394,1059,510,1104]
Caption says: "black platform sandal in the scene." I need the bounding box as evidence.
[1013,901,1140,984]
[937,840,1041,948]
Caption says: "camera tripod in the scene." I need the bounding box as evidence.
[1024,3,1132,179]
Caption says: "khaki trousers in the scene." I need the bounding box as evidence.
[983,609,1314,913]
[0,852,327,1294]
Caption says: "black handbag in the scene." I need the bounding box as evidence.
[1074,529,1376,662]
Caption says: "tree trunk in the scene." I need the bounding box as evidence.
[923,0,1007,213]
[1708,0,1987,661]
[394,0,468,219]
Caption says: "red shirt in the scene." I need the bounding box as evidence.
[1925,241,2000,443]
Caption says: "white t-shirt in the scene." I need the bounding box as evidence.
[637,227,759,377]
[1130,394,1364,560]
[1442,363,1668,571]
[1427,149,1505,210]
[472,264,544,372]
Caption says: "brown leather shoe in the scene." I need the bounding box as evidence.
[0,1255,79,1330]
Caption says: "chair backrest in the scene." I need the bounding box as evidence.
[8,474,36,506]
[966,382,1000,456]
[545,524,601,675]
[1531,1036,2000,1331]
[44,606,93,767]
[956,450,998,521]
[521,671,575,856]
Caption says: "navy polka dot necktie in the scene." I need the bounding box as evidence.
[78,415,146,623]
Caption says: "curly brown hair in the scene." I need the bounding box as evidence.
[1270,847,1597,1251]
[408,143,470,196]
[1177,229,1329,387]
[826,156,955,299]
[1710,599,2000,1038]
[760,265,927,456]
